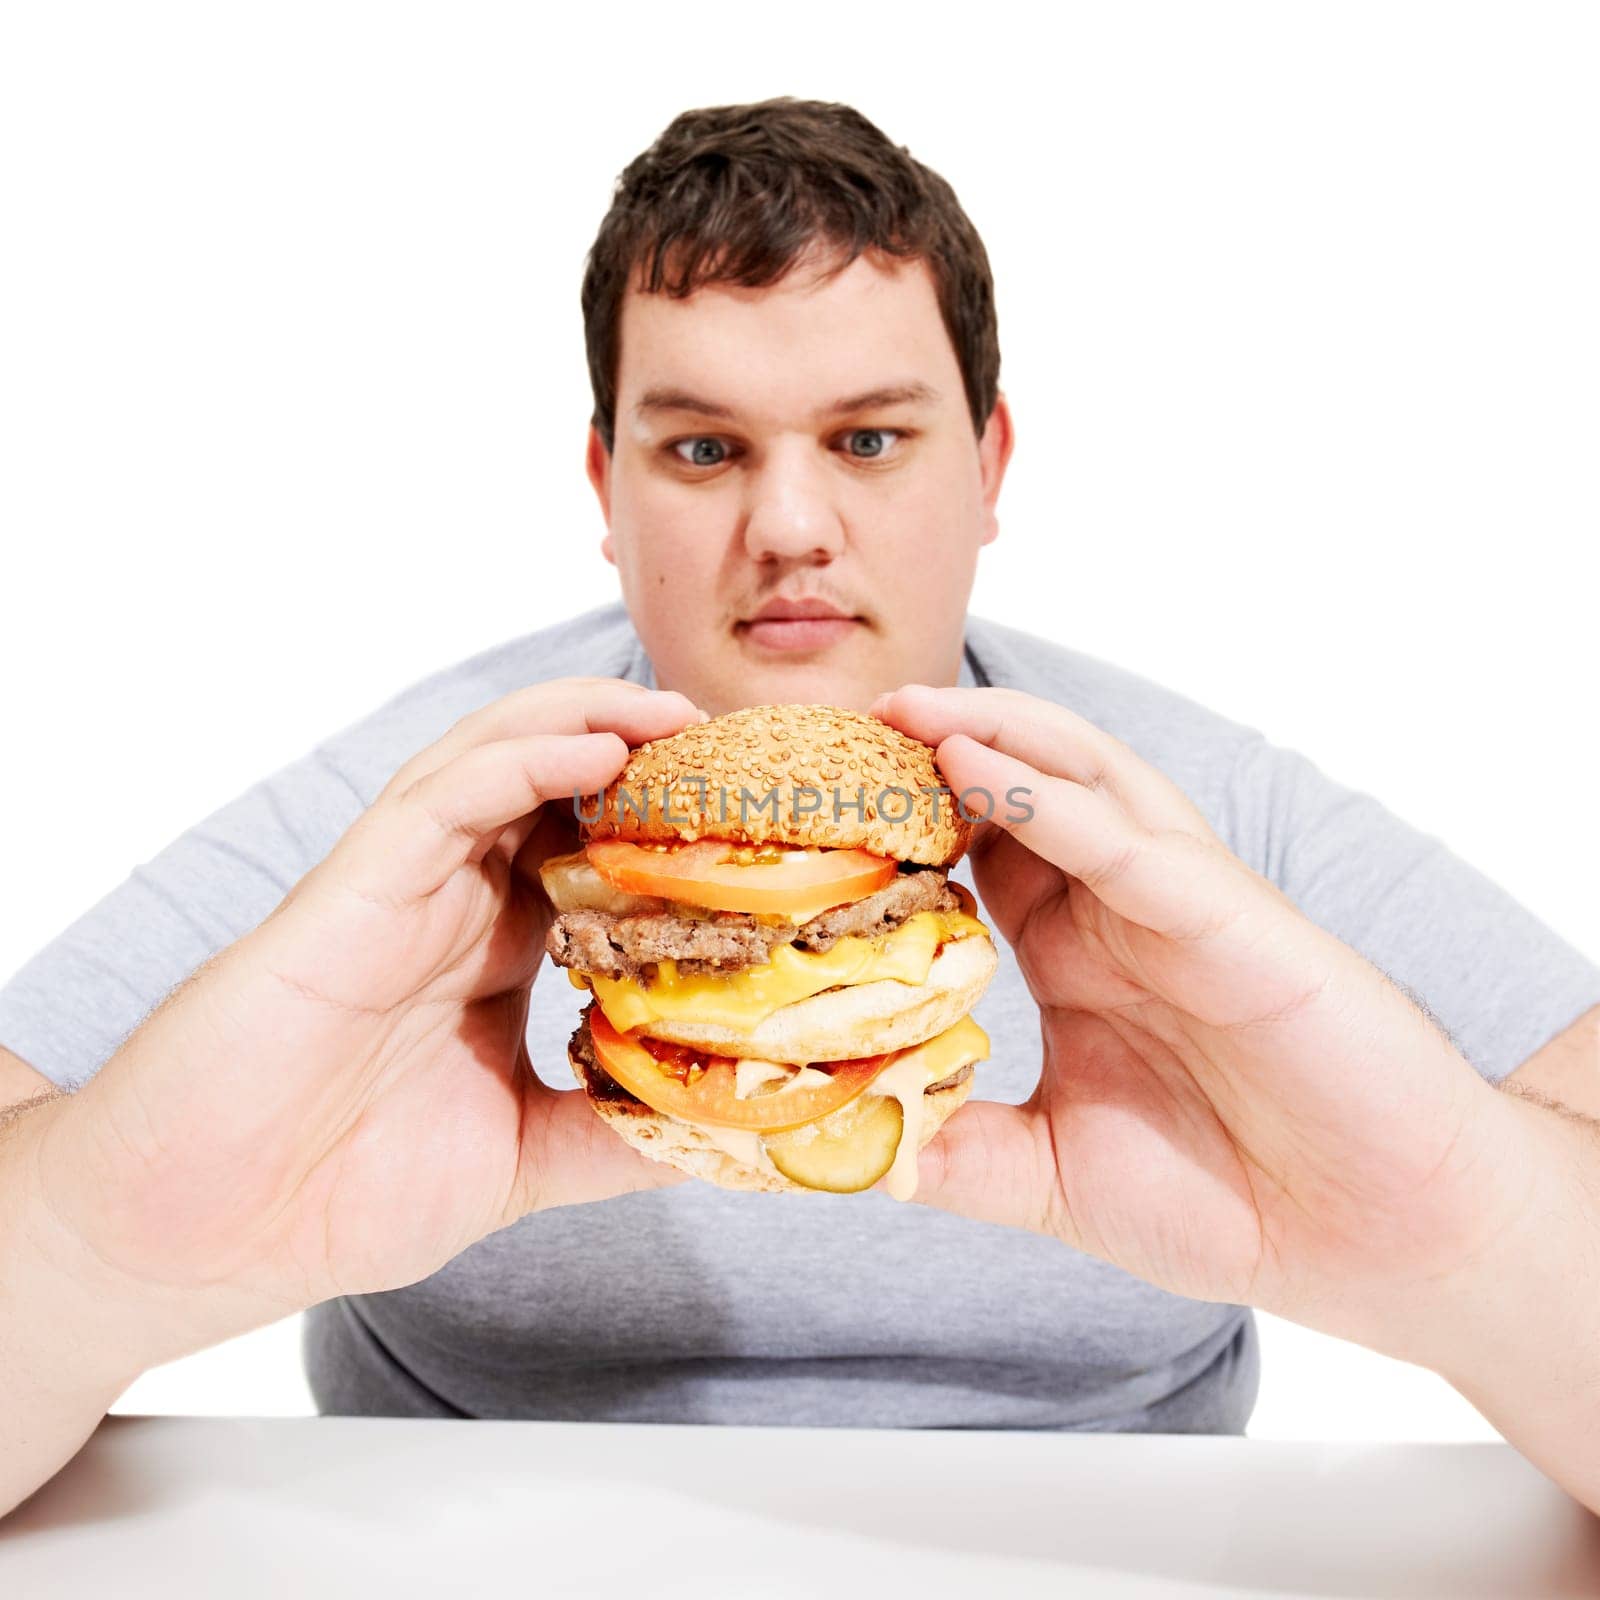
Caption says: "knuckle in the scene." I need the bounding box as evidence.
[1080,756,1112,795]
[1082,833,1143,894]
[418,795,472,841]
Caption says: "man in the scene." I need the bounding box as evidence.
[3,98,1598,1517]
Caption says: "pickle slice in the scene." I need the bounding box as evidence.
[764,1094,904,1193]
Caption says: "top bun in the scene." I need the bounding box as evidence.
[581,703,972,867]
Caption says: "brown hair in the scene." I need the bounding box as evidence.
[580,97,1000,453]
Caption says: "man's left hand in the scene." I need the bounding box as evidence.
[868,683,1547,1357]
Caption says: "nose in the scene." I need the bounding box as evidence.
[741,441,846,564]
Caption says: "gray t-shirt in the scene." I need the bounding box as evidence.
[4,602,1597,1431]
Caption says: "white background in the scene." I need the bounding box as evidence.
[2,2,1595,1443]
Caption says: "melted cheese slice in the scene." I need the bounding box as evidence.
[870,1015,990,1200]
[584,907,989,1034]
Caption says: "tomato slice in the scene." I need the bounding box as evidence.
[587,1006,895,1133]
[584,838,896,921]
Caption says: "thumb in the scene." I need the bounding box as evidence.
[504,1072,694,1223]
[897,1097,1068,1240]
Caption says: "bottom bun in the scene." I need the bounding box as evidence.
[569,1036,977,1195]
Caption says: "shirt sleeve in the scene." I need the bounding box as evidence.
[0,745,370,1092]
[1220,733,1600,1085]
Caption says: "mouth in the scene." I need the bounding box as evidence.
[735,600,864,654]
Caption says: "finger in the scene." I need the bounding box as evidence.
[871,684,1213,839]
[505,1076,695,1220]
[933,734,1250,945]
[380,679,708,800]
[962,826,1062,951]
[471,799,572,873]
[466,811,542,870]
[509,804,583,900]
[896,1096,1074,1244]
[336,731,632,903]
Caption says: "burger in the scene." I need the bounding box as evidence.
[540,703,998,1200]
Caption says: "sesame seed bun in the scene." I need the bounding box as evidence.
[580,703,972,867]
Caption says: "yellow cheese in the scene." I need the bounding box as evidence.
[892,1014,990,1080]
[589,908,988,1034]
[870,1014,991,1202]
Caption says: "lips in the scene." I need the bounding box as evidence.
[737,598,863,653]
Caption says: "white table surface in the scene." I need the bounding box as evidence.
[2,1416,1598,1599]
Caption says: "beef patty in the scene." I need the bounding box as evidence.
[547,866,959,983]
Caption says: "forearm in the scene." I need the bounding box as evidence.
[0,1094,288,1520]
[1,1096,148,1517]
[1405,1092,1600,1516]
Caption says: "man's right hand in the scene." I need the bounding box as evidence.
[25,677,705,1363]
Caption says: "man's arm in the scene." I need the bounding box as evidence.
[0,1069,189,1520]
[1409,1082,1600,1518]
[0,732,377,1514]
[0,1046,57,1112]
[1501,1004,1600,1120]
[874,684,1600,1515]
[0,677,703,1520]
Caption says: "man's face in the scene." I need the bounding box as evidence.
[586,246,1014,717]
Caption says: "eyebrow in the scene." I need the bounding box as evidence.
[632,380,942,422]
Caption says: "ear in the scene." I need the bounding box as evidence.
[585,424,616,564]
[976,391,1015,548]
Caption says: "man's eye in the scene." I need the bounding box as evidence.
[670,437,733,468]
[842,428,904,461]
